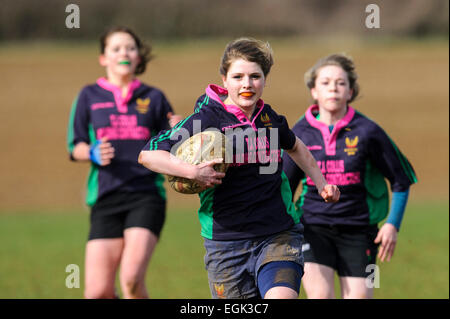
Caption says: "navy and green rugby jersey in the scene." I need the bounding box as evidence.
[283,104,417,226]
[67,77,173,206]
[143,84,300,240]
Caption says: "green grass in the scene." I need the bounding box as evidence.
[0,201,448,299]
[320,201,450,299]
[0,213,88,298]
[372,201,449,299]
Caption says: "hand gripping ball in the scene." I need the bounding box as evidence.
[168,131,229,194]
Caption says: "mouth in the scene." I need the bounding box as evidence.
[118,60,131,65]
[240,92,255,98]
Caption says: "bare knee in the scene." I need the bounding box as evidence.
[264,286,298,299]
[340,277,372,299]
[121,274,147,299]
[342,287,372,299]
[123,277,139,294]
[302,263,336,299]
[306,290,335,299]
[315,293,334,299]
[84,286,117,299]
[343,293,369,299]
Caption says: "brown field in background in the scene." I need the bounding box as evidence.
[0,38,448,212]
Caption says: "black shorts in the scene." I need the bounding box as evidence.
[88,191,166,241]
[302,223,379,277]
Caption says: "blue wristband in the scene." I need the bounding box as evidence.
[386,189,410,231]
[89,139,102,165]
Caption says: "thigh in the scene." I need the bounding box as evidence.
[302,262,336,299]
[302,224,338,271]
[84,238,124,295]
[120,227,158,278]
[335,225,379,278]
[257,261,303,299]
[203,238,258,299]
[339,276,373,299]
[257,223,304,268]
[255,224,304,298]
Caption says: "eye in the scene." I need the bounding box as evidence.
[251,74,261,79]
[232,75,242,79]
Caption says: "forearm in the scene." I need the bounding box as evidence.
[386,189,410,231]
[138,150,196,179]
[285,137,327,192]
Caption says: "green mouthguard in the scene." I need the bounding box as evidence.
[119,61,131,65]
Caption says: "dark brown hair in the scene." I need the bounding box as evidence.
[100,26,152,75]
[220,37,274,77]
[304,53,360,103]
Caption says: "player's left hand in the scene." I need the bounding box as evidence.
[90,137,115,166]
[320,184,340,203]
[374,223,398,262]
[167,112,183,128]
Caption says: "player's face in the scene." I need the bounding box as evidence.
[222,59,266,116]
[311,65,353,113]
[99,32,140,77]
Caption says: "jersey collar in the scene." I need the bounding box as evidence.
[205,84,264,131]
[305,104,355,156]
[96,77,141,113]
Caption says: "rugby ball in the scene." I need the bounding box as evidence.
[168,131,229,194]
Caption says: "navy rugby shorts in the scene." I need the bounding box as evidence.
[302,223,379,277]
[88,191,166,240]
[203,223,304,299]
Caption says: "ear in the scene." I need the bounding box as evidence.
[347,88,354,102]
[221,75,227,89]
[99,54,107,67]
[311,87,318,101]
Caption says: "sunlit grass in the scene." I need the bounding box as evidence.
[0,201,447,299]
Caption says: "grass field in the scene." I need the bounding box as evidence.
[0,201,447,299]
[0,38,448,299]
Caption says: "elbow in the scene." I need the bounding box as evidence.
[286,138,299,155]
[138,151,145,166]
[138,150,156,171]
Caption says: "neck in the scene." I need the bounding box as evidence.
[224,96,255,120]
[105,72,134,95]
[241,106,255,120]
[318,106,348,126]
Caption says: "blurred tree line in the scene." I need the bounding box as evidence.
[0,0,448,41]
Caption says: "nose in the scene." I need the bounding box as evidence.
[329,82,338,91]
[120,47,129,57]
[242,76,252,88]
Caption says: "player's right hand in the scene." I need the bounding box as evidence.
[195,158,225,188]
[320,184,340,203]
